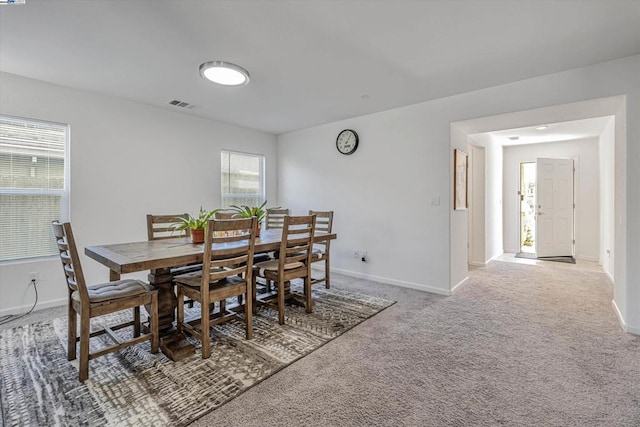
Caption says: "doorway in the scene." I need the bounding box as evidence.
[519,162,536,253]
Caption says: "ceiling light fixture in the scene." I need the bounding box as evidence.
[199,61,250,86]
[509,136,520,141]
[535,125,548,130]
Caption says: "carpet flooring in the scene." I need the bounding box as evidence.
[0,284,394,426]
[195,260,640,427]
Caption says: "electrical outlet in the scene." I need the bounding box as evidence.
[29,272,40,281]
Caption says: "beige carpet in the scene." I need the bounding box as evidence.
[192,260,640,427]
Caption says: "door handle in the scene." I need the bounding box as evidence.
[537,212,545,215]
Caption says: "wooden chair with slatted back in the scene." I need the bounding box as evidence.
[173,217,257,359]
[252,215,316,325]
[146,213,190,240]
[214,210,238,220]
[308,210,334,289]
[147,213,203,308]
[52,221,159,382]
[265,208,289,230]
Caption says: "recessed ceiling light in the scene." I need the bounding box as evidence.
[535,125,548,130]
[509,136,519,141]
[199,61,250,86]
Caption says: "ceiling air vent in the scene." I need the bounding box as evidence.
[168,99,198,110]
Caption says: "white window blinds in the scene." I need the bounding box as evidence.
[221,150,265,208]
[0,116,70,261]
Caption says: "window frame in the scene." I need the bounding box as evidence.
[0,114,70,263]
[220,149,265,208]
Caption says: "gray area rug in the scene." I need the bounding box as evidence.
[0,284,394,426]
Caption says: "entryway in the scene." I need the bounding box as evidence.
[518,158,576,260]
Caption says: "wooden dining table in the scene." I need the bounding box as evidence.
[84,228,337,361]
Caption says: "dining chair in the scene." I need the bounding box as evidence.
[173,217,257,359]
[265,208,289,230]
[147,213,202,308]
[146,213,190,240]
[308,210,334,289]
[214,210,238,220]
[252,215,316,325]
[52,221,159,382]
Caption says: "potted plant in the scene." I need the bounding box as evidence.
[172,206,218,243]
[229,200,268,237]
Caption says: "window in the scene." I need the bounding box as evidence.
[0,116,69,261]
[221,150,265,208]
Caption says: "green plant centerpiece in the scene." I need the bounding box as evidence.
[229,200,268,237]
[172,206,218,243]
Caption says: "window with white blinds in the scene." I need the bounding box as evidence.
[221,150,265,208]
[0,115,70,262]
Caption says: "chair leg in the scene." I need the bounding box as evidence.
[150,293,159,354]
[67,300,77,361]
[252,273,258,315]
[245,288,253,340]
[304,276,313,314]
[133,306,141,337]
[79,310,90,382]
[325,257,330,289]
[277,279,285,325]
[201,295,211,359]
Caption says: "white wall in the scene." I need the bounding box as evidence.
[503,139,600,260]
[485,142,504,261]
[277,55,639,331]
[0,72,277,315]
[599,118,615,280]
[279,106,451,295]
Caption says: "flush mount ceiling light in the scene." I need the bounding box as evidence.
[199,61,250,86]
[535,125,549,130]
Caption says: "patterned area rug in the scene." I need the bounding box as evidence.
[0,284,394,426]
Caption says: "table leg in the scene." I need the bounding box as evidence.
[147,268,195,361]
[147,268,176,331]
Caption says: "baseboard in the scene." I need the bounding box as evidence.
[469,261,486,267]
[488,252,503,262]
[604,269,614,284]
[330,267,450,296]
[0,297,66,317]
[611,299,626,332]
[451,276,469,293]
[611,299,640,335]
[576,255,599,262]
[614,300,640,335]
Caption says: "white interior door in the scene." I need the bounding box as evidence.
[535,158,574,257]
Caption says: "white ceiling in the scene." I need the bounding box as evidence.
[1,1,639,135]
[470,116,613,147]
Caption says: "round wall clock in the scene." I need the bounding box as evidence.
[336,129,359,155]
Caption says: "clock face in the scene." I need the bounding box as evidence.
[336,129,359,155]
